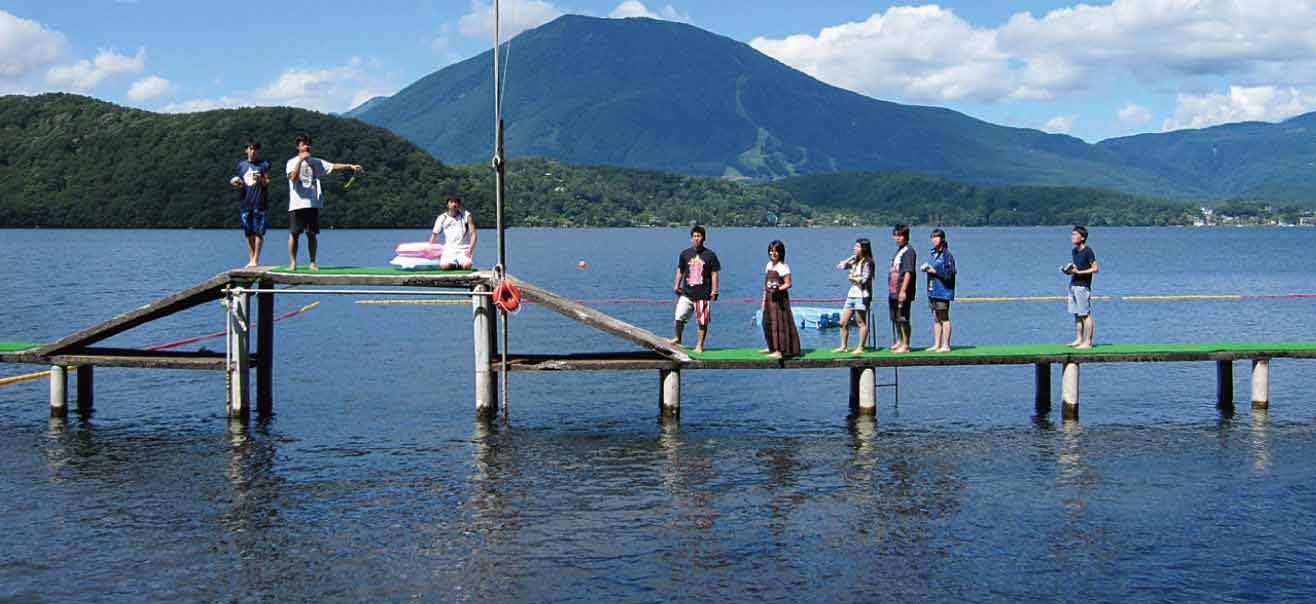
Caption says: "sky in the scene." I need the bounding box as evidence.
[3,0,1316,142]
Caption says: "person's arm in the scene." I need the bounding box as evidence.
[837,255,855,270]
[287,153,307,182]
[1077,260,1099,275]
[465,216,477,258]
[779,273,792,292]
[331,162,363,173]
[711,271,720,301]
[898,272,912,302]
[673,268,683,297]
[428,232,438,244]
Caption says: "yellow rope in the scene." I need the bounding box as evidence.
[0,364,77,387]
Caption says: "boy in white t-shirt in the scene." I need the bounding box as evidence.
[427,196,477,269]
[284,133,363,271]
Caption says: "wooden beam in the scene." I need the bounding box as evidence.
[46,348,233,370]
[507,274,689,361]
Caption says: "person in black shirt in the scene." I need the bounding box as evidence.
[1062,225,1099,349]
[669,225,721,353]
[888,224,917,353]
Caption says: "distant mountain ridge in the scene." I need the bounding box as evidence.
[355,15,1316,202]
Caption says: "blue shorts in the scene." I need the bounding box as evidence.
[842,296,868,311]
[240,209,267,236]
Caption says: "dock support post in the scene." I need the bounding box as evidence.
[1034,363,1051,413]
[1061,362,1079,420]
[256,279,273,417]
[473,284,498,419]
[76,366,94,415]
[49,365,68,418]
[227,289,251,420]
[849,367,876,415]
[1251,359,1270,410]
[1216,360,1233,408]
[660,369,681,417]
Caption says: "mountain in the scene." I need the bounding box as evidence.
[354,15,1188,192]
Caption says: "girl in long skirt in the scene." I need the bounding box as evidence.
[834,238,874,354]
[761,240,800,358]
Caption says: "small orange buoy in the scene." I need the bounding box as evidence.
[578,260,587,270]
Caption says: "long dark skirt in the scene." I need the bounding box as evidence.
[762,284,800,357]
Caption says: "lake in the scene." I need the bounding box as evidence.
[1,226,1315,603]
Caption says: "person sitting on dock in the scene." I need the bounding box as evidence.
[285,133,363,271]
[669,225,721,353]
[1063,225,1099,349]
[232,138,270,268]
[428,196,477,269]
[923,228,957,352]
[888,224,917,353]
[834,238,874,354]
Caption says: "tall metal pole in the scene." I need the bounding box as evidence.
[493,0,507,272]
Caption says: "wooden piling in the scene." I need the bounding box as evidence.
[849,367,876,415]
[256,279,273,416]
[76,365,93,414]
[1034,363,1051,413]
[473,285,498,419]
[660,369,680,417]
[1061,362,1079,420]
[49,365,68,418]
[227,290,251,419]
[1251,358,1270,410]
[1216,360,1233,408]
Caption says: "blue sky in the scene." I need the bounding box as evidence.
[3,1,1315,142]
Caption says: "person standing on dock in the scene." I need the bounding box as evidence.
[888,224,917,353]
[1063,225,1099,349]
[760,240,800,359]
[232,139,270,268]
[669,225,721,353]
[428,196,477,269]
[285,133,363,271]
[834,238,874,354]
[923,228,956,352]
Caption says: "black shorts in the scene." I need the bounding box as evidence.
[289,208,320,235]
[929,298,950,312]
[888,298,912,323]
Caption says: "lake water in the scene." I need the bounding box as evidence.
[1,226,1315,603]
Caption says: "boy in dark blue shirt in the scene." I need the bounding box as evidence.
[1063,225,1099,349]
[232,139,270,267]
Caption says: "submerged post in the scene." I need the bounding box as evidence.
[1061,362,1079,420]
[473,284,497,418]
[49,365,68,418]
[659,368,680,417]
[1251,358,1270,410]
[227,289,251,419]
[256,279,274,416]
[76,365,94,415]
[1217,360,1233,408]
[1034,363,1051,412]
[849,367,876,415]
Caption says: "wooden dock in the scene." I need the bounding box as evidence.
[2,266,1313,422]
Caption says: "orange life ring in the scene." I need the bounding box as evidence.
[493,281,521,313]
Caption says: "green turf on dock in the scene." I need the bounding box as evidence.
[688,342,1316,362]
[0,341,43,353]
[268,266,476,276]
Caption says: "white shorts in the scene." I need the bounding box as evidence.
[674,296,711,327]
[439,247,472,268]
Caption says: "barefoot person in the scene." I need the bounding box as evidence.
[759,240,800,359]
[887,224,917,353]
[834,238,874,354]
[923,228,957,352]
[232,138,269,268]
[1063,225,1099,349]
[427,196,477,269]
[285,133,363,271]
[669,225,720,353]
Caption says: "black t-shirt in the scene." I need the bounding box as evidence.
[889,245,917,300]
[678,246,721,300]
[1071,246,1096,288]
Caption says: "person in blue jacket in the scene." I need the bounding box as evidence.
[922,228,957,352]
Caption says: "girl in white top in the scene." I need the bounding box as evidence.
[834,238,874,354]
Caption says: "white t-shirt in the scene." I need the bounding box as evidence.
[764,261,790,276]
[285,157,334,211]
[432,210,472,248]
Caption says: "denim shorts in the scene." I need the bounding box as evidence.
[842,296,868,311]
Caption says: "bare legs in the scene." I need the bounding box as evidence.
[669,321,709,354]
[834,309,868,353]
[928,309,952,352]
[244,234,263,268]
[287,233,319,271]
[1070,314,1094,349]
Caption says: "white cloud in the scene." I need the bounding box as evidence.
[160,97,246,113]
[609,1,692,23]
[1117,102,1151,127]
[751,1,1316,107]
[167,57,395,114]
[458,0,563,40]
[1163,85,1316,131]
[46,47,145,91]
[0,10,68,78]
[126,75,171,101]
[1044,114,1076,134]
